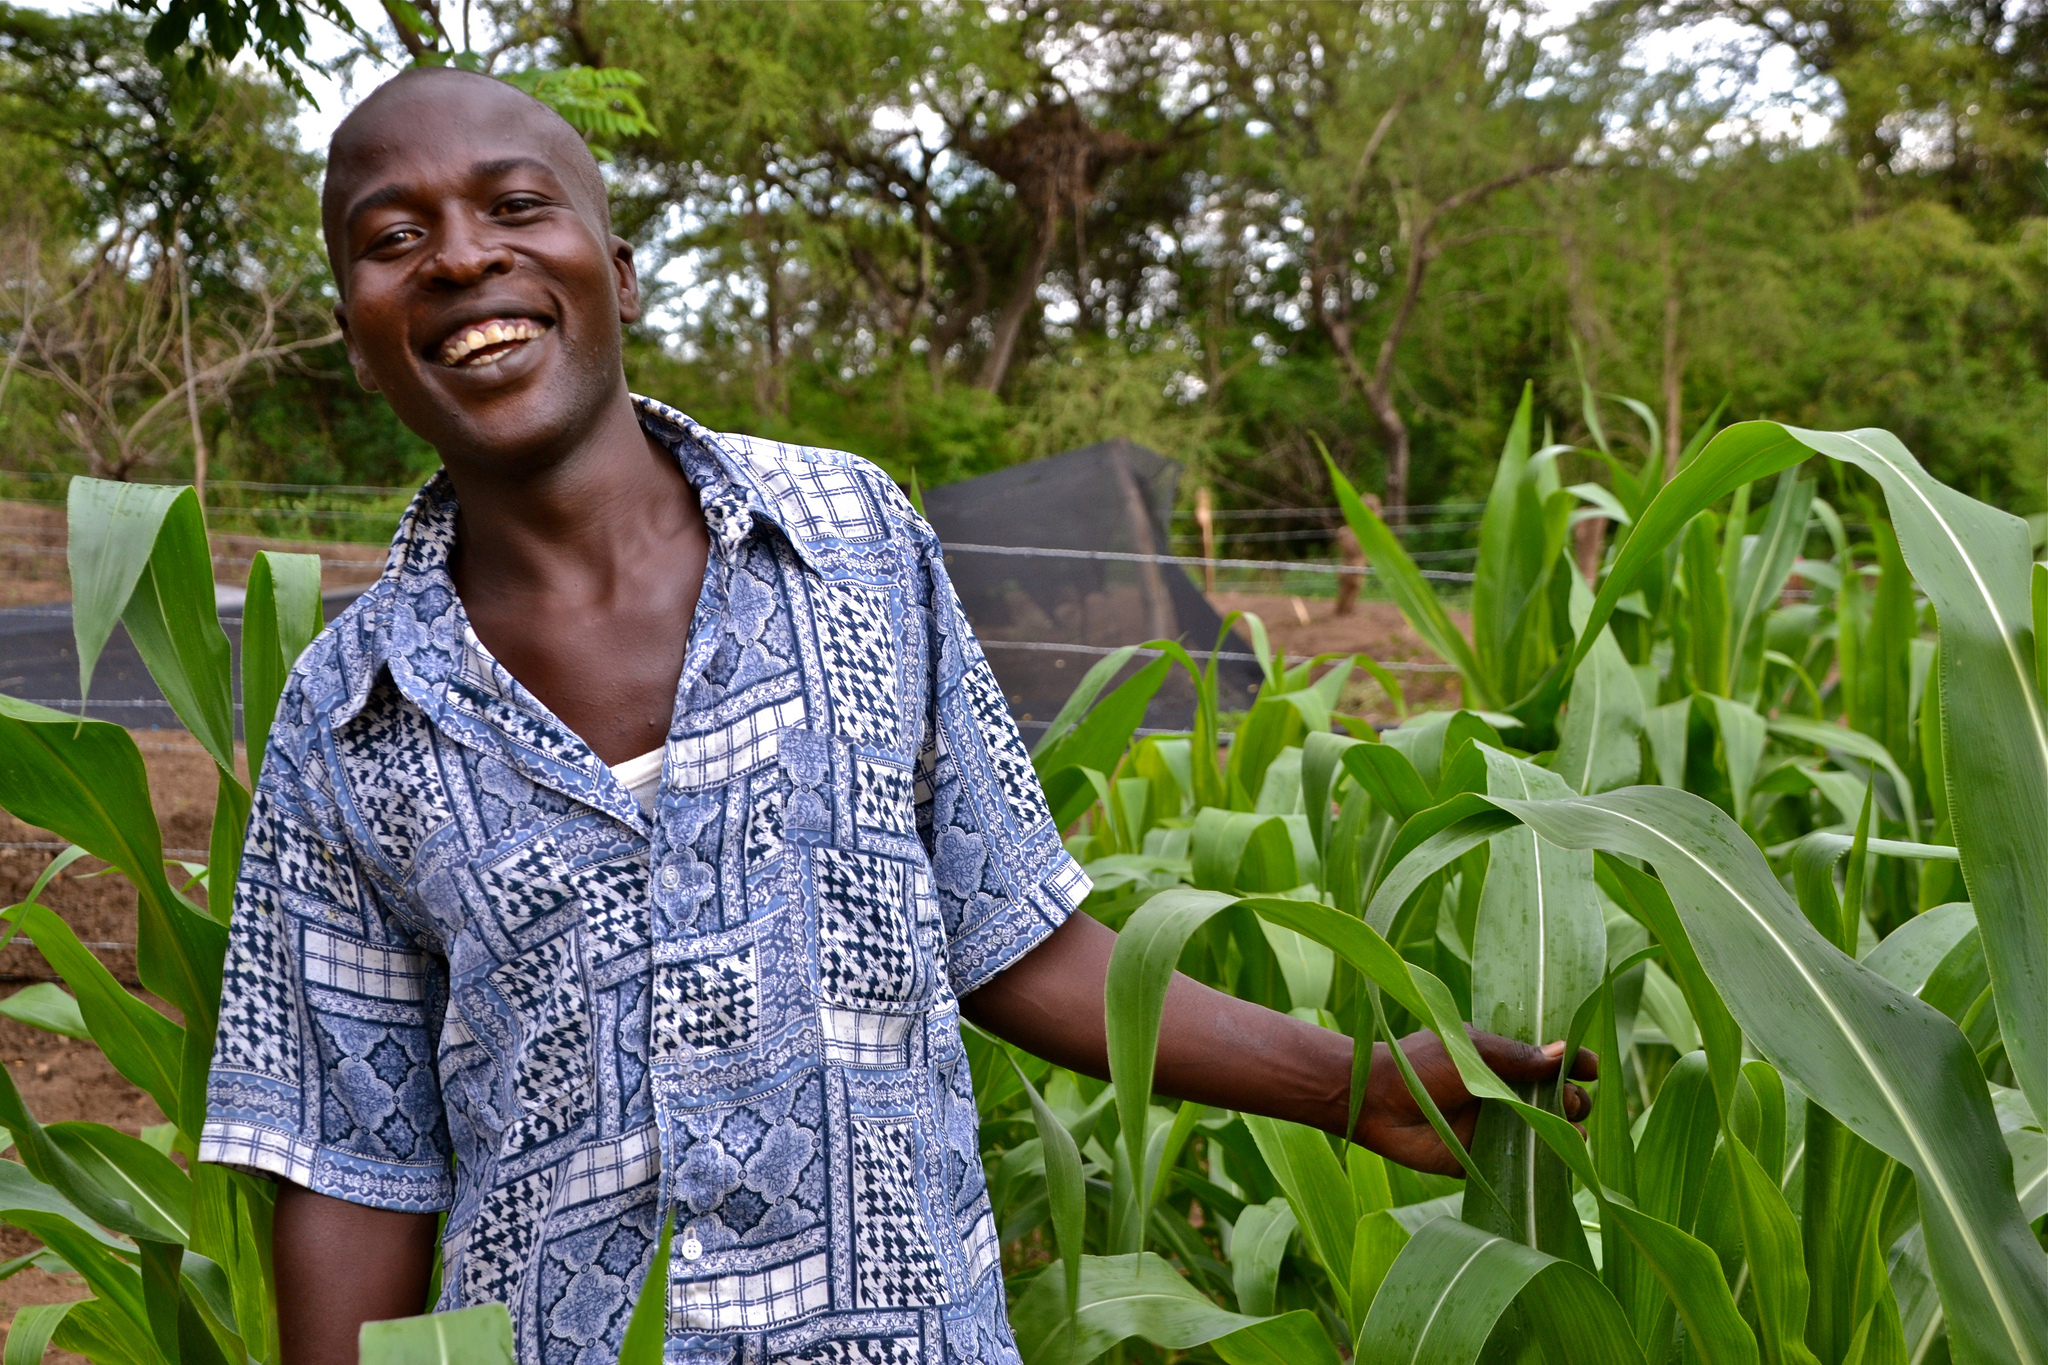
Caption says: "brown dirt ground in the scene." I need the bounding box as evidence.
[0,499,388,607]
[0,568,1465,1354]
[1207,590,1466,721]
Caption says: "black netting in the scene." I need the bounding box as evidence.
[921,438,1261,737]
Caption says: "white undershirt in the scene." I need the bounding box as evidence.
[610,748,664,817]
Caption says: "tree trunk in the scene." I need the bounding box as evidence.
[1659,217,1684,476]
[1367,384,1412,517]
[174,232,207,504]
[974,204,1059,393]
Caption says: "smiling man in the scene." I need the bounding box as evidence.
[199,67,1593,1365]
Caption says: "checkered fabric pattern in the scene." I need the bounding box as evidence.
[200,397,1089,1365]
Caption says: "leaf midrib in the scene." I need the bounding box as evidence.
[1602,804,2032,1363]
[1408,1237,1495,1364]
[1839,432,2048,792]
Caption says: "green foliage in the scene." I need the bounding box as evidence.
[9,1,2048,517]
[2,395,2046,1364]
[1005,389,2047,1363]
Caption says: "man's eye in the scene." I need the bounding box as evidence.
[499,196,545,214]
[369,227,421,252]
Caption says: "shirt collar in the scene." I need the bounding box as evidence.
[335,395,821,728]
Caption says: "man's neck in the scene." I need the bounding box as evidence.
[442,389,704,605]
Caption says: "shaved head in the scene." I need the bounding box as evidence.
[321,66,610,290]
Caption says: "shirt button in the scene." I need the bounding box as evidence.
[680,1231,703,1262]
[659,864,681,891]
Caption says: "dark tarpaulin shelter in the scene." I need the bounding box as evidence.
[920,438,1260,736]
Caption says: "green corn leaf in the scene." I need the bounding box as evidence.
[358,1304,516,1364]
[48,1294,169,1365]
[1353,783,2039,1362]
[1257,917,1333,1011]
[1212,1310,1346,1365]
[0,1041,170,1246]
[3,1210,155,1347]
[46,1121,192,1243]
[64,478,184,707]
[1602,1197,1762,1365]
[2035,562,2048,701]
[1230,1198,1297,1318]
[1348,1209,1410,1338]
[3,1300,79,1365]
[1633,1052,1719,1235]
[1725,1134,1824,1365]
[1102,887,1239,1225]
[1730,472,1815,704]
[1242,1114,1358,1312]
[1190,811,1294,893]
[1321,445,1492,708]
[1009,1252,1337,1365]
[1643,698,1692,789]
[1613,420,2044,1131]
[241,550,324,787]
[1568,421,1814,679]
[100,486,237,773]
[1863,903,1977,994]
[1356,1216,1645,1365]
[1341,743,1436,824]
[616,1208,671,1365]
[1243,891,1754,1365]
[1683,511,1733,696]
[1302,730,1370,855]
[1594,856,1742,1115]
[1013,1058,1087,1315]
[1557,574,1645,796]
[1227,695,1309,808]
[1037,654,1174,828]
[0,1154,134,1254]
[7,904,186,1129]
[1791,830,1959,957]
[1482,785,2048,1365]
[1471,385,1543,698]
[1768,716,1920,841]
[0,697,226,1054]
[1701,694,1767,826]
[0,983,88,1040]
[1464,747,1604,1266]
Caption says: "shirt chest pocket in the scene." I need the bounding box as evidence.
[810,844,939,1013]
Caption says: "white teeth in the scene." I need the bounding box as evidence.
[439,319,546,365]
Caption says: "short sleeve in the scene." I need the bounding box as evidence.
[199,709,454,1212]
[913,537,1092,998]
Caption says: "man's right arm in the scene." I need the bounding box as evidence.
[274,1183,439,1365]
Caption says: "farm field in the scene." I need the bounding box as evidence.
[2,401,2046,1363]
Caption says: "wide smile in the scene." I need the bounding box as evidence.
[433,316,554,369]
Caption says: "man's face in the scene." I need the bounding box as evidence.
[328,76,637,466]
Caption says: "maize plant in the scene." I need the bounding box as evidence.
[0,385,2043,1364]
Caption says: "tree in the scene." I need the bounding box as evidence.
[0,4,337,483]
[1212,3,1593,511]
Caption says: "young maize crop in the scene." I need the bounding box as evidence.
[0,387,2042,1363]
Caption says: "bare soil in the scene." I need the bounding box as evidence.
[0,499,388,607]
[1207,591,1466,721]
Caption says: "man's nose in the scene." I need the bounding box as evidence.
[425,216,513,288]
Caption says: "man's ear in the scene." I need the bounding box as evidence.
[613,235,642,325]
[336,306,380,394]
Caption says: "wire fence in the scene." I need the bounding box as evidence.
[944,541,1478,583]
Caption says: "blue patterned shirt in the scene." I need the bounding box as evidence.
[200,397,1089,1365]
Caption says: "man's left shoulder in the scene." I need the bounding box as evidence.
[714,429,927,548]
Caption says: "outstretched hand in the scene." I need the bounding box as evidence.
[1357,1029,1599,1176]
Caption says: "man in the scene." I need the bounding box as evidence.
[200,67,1593,1365]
